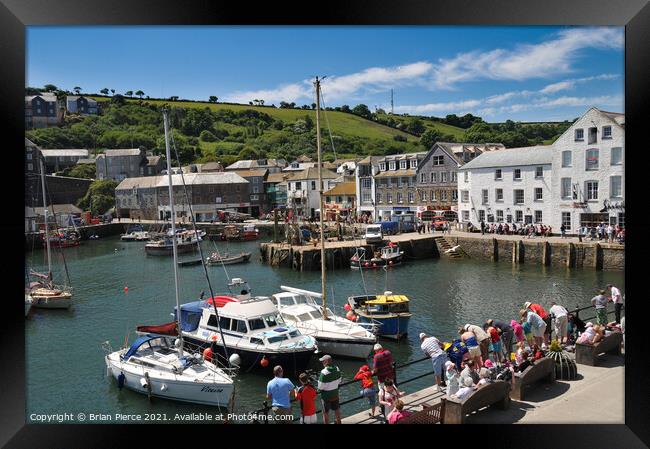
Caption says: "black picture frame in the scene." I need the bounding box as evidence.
[3,0,648,446]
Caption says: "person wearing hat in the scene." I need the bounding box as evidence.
[520,308,546,348]
[372,343,394,389]
[419,332,449,392]
[524,302,551,346]
[444,360,460,397]
[486,319,514,360]
[452,376,476,401]
[591,289,609,326]
[549,301,569,345]
[317,355,342,424]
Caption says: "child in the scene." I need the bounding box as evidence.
[378,378,405,417]
[521,319,534,348]
[487,325,503,364]
[511,319,525,355]
[295,372,318,424]
[387,399,412,424]
[452,377,476,400]
[444,361,460,397]
[354,365,378,417]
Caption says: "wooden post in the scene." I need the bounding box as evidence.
[492,238,498,262]
[567,243,574,268]
[594,243,602,270]
[518,240,524,264]
[273,209,279,243]
[512,241,517,264]
[542,241,550,266]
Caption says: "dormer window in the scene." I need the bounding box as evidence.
[389,161,396,170]
[379,162,386,171]
[411,159,418,169]
[400,160,407,170]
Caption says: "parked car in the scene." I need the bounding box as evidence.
[432,216,448,230]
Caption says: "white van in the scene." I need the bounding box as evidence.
[365,224,383,244]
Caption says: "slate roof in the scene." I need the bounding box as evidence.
[459,146,553,170]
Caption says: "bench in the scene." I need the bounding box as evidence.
[576,331,623,366]
[510,357,555,401]
[397,401,446,424]
[443,380,511,424]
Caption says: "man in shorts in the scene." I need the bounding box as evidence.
[591,290,609,326]
[266,365,295,423]
[420,333,449,392]
[317,355,342,424]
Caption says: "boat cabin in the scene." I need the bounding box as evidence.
[348,293,410,315]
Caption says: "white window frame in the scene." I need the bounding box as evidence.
[602,126,612,139]
[561,151,572,168]
[461,190,469,204]
[433,156,444,166]
[420,173,427,183]
[496,210,504,222]
[514,189,524,205]
[379,162,386,171]
[534,187,543,201]
[482,189,488,204]
[561,177,572,200]
[441,172,448,183]
[534,210,543,224]
[513,168,522,180]
[585,180,599,201]
[535,166,544,178]
[611,147,622,166]
[440,190,447,201]
[610,176,622,198]
[495,188,503,202]
[561,212,571,229]
[495,169,502,180]
[463,171,468,182]
[575,129,584,141]
[586,148,599,171]
[411,159,418,169]
[400,160,407,170]
[431,172,438,183]
[515,210,523,223]
[397,192,403,204]
[387,193,393,204]
[408,191,414,203]
[389,161,396,170]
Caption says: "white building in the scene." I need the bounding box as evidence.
[458,146,554,227]
[550,107,625,231]
[458,108,624,233]
[285,167,338,218]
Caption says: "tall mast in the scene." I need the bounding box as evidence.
[39,155,52,279]
[163,110,184,354]
[315,77,328,320]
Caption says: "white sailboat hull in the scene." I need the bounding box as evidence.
[31,292,72,309]
[314,336,375,359]
[105,355,234,408]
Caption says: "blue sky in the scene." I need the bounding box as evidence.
[27,26,624,122]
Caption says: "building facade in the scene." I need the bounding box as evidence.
[96,149,149,181]
[372,153,427,221]
[65,96,99,115]
[285,167,338,219]
[40,149,90,173]
[324,182,356,220]
[458,146,554,227]
[233,169,269,217]
[25,94,63,129]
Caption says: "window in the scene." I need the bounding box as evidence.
[482,189,488,204]
[379,162,386,171]
[311,181,316,190]
[618,213,625,228]
[602,126,612,139]
[515,210,523,222]
[407,177,414,187]
[586,149,599,170]
[361,178,371,189]
[441,172,448,183]
[534,210,543,223]
[376,193,382,203]
[408,191,414,203]
[248,318,266,330]
[420,173,427,183]
[535,166,544,178]
[397,177,402,187]
[610,176,622,198]
[462,211,470,221]
[27,163,33,171]
[389,161,396,170]
[362,193,371,203]
[496,210,504,222]
[495,169,502,180]
[433,156,444,166]
[431,190,437,202]
[534,187,543,201]
[420,191,427,202]
[411,159,418,169]
[336,196,343,203]
[400,160,407,169]
[561,178,572,200]
[487,213,494,223]
[611,147,622,165]
[263,314,280,327]
[451,172,457,182]
[326,196,331,203]
[588,127,597,144]
[295,181,302,190]
[561,151,572,168]
[451,190,458,201]
[431,172,438,183]
[387,193,393,203]
[506,214,512,223]
[386,178,392,187]
[26,153,33,160]
[464,171,468,182]
[478,210,485,222]
[585,181,598,200]
[562,212,571,229]
[397,193,403,203]
[575,129,584,141]
[218,317,231,330]
[495,188,503,202]
[513,169,521,180]
[250,195,259,201]
[440,190,447,201]
[514,189,524,204]
[461,190,469,203]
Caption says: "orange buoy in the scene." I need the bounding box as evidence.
[344,304,351,311]
[260,356,269,367]
[211,335,218,341]
[203,347,213,362]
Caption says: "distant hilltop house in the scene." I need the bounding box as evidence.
[225,158,287,173]
[25,93,63,129]
[39,149,89,174]
[65,95,99,115]
[95,148,164,181]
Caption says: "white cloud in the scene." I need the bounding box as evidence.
[433,28,622,89]
[222,83,310,105]
[540,73,620,94]
[394,99,482,115]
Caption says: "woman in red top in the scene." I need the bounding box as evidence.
[295,372,318,424]
[525,302,551,345]
[354,365,378,417]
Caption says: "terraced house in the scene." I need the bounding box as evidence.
[373,152,427,221]
[25,93,63,129]
[415,142,505,221]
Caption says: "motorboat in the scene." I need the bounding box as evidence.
[42,229,80,248]
[242,224,259,241]
[206,251,251,265]
[121,231,150,241]
[350,244,404,269]
[175,279,317,375]
[271,286,377,359]
[222,225,259,241]
[104,335,235,407]
[145,231,200,256]
[347,291,412,340]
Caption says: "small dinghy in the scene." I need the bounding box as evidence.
[206,252,252,265]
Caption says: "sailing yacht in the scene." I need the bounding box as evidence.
[273,77,377,360]
[29,154,73,309]
[104,110,234,407]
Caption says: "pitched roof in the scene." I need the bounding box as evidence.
[375,169,416,178]
[25,93,57,102]
[424,142,506,166]
[146,155,162,166]
[265,172,291,183]
[66,95,98,105]
[116,172,249,191]
[200,161,224,172]
[324,182,356,196]
[595,108,624,126]
[287,167,339,181]
[32,204,83,215]
[233,169,268,178]
[459,145,553,170]
[226,159,283,170]
[40,149,89,158]
[102,149,143,157]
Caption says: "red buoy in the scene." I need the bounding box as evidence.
[344,304,351,311]
[124,286,129,293]
[260,356,269,367]
[203,347,213,362]
[211,335,218,341]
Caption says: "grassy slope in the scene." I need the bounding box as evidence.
[92,97,424,143]
[376,113,467,140]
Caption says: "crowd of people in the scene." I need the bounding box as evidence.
[465,220,625,244]
[575,223,625,244]
[264,284,624,424]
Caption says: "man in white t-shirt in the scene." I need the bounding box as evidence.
[608,284,623,324]
[549,301,569,344]
[420,333,448,392]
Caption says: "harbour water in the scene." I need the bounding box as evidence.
[25,236,624,423]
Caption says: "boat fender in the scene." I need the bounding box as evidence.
[140,377,148,389]
[203,347,213,362]
[229,353,242,367]
[160,384,168,392]
[117,372,125,389]
[260,356,269,367]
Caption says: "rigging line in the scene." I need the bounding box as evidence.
[318,87,338,162]
[168,124,231,361]
[43,157,72,287]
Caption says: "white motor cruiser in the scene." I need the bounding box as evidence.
[272,286,377,359]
